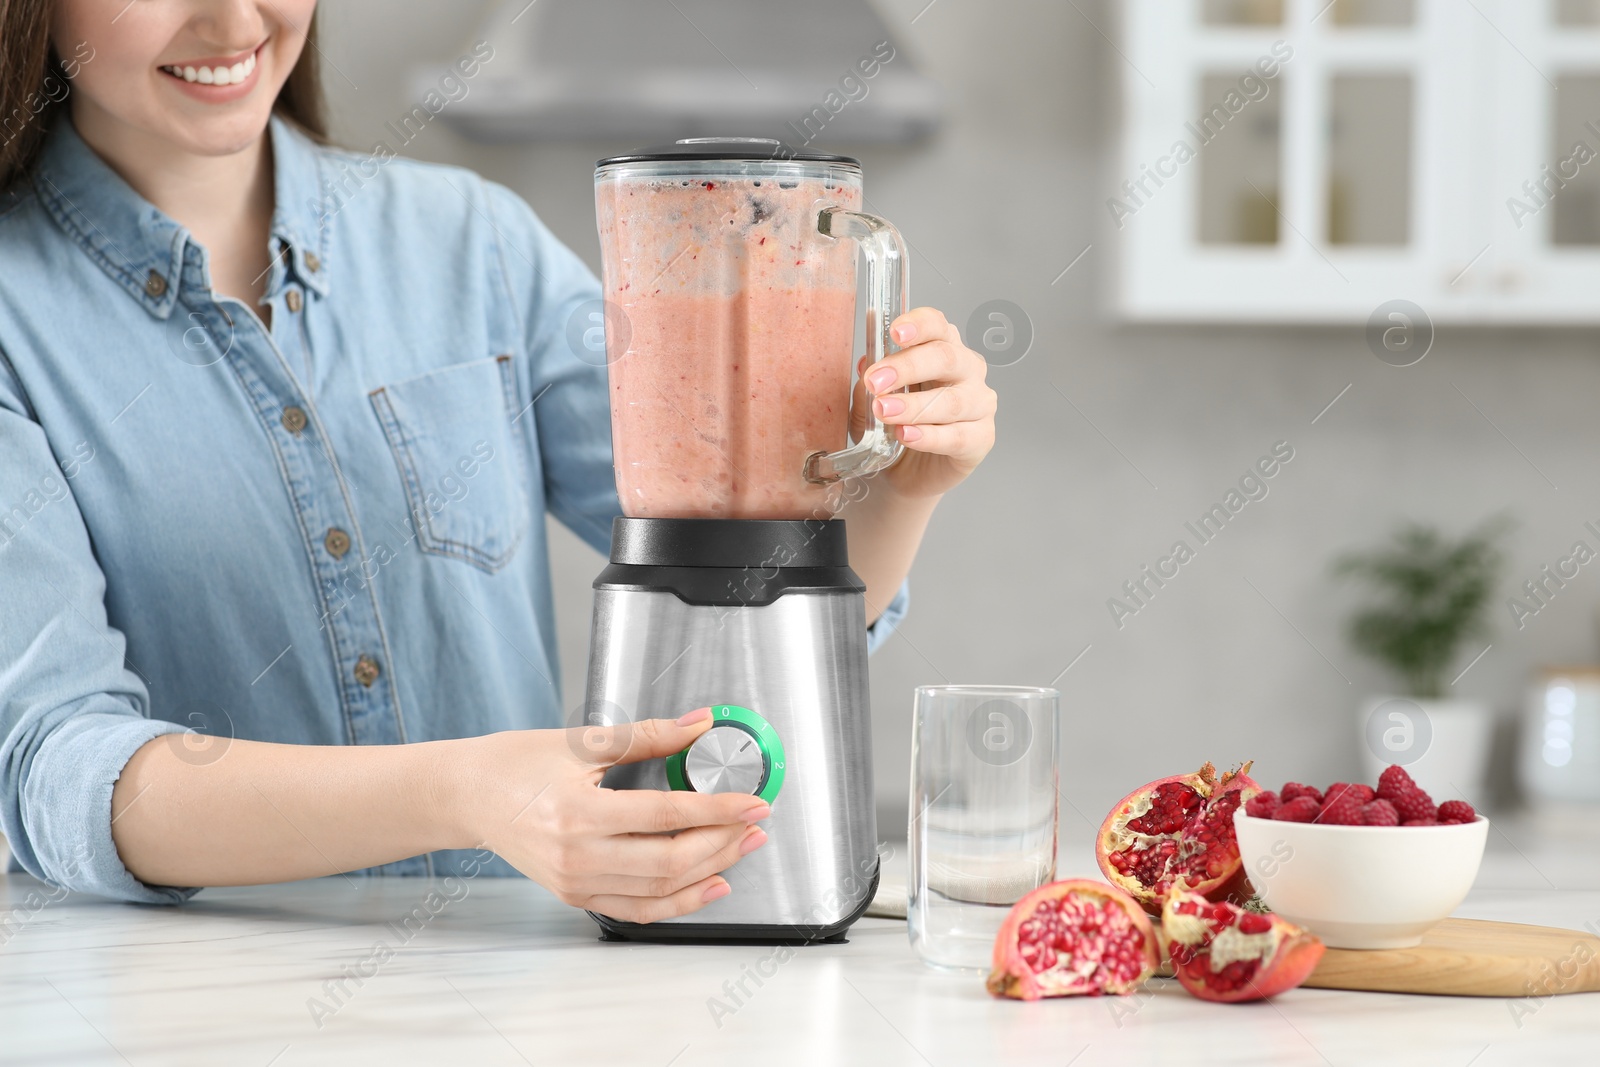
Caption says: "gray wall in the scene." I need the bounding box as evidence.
[320,0,1600,844]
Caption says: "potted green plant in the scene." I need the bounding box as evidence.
[1334,517,1510,804]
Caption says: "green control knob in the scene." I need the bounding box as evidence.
[666,704,786,805]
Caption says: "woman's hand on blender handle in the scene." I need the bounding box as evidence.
[854,306,998,498]
[445,710,770,923]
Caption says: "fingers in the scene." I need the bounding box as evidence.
[491,726,783,927]
[896,419,995,457]
[850,304,997,479]
[555,807,770,923]
[590,785,772,834]
[522,781,770,911]
[570,710,716,770]
[872,382,997,428]
[584,823,768,897]
[864,338,986,396]
[888,306,952,349]
[582,875,734,925]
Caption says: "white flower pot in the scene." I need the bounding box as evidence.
[1356,696,1494,806]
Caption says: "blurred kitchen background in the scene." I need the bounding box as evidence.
[311,0,1600,868]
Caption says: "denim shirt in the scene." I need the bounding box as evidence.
[0,116,906,903]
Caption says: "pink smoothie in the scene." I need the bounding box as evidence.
[597,174,862,519]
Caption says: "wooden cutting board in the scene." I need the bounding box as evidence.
[1299,918,1600,997]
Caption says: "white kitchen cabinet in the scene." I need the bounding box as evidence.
[1115,0,1600,322]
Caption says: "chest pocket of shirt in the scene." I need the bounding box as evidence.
[369,356,530,573]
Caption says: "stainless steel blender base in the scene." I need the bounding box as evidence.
[585,582,879,939]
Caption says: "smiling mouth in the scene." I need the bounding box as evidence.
[159,46,260,86]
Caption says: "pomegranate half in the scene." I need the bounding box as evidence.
[1096,761,1260,915]
[986,879,1160,1000]
[1161,889,1325,1002]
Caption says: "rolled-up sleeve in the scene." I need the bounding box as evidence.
[1,374,196,904]
[866,579,910,655]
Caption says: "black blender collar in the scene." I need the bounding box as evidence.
[597,137,859,168]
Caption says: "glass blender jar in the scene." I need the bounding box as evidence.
[595,138,908,519]
[582,139,909,942]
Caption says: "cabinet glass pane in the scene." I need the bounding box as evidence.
[1201,0,1283,26]
[1550,75,1600,245]
[1555,0,1600,27]
[1327,74,1412,245]
[1328,0,1415,26]
[1197,72,1283,244]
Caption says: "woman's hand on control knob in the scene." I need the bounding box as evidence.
[851,306,998,500]
[446,708,770,922]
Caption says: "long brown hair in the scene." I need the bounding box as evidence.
[0,0,328,191]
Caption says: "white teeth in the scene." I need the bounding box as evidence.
[167,52,254,87]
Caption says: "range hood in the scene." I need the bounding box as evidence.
[420,0,942,143]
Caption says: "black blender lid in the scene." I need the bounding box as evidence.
[597,137,859,168]
[609,517,850,569]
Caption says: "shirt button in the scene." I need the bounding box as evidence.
[286,289,303,313]
[304,251,321,273]
[281,406,308,433]
[145,270,168,298]
[324,528,351,559]
[353,655,381,688]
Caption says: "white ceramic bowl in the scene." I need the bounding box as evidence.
[1232,810,1489,949]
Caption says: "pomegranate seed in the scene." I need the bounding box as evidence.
[1239,911,1273,935]
[1161,889,1325,1003]
[1098,762,1257,914]
[1124,782,1203,835]
[1013,892,1150,989]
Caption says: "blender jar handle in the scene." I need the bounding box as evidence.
[805,207,908,484]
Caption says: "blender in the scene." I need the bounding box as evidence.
[584,137,908,942]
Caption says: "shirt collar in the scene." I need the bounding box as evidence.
[32,113,330,318]
[266,114,331,300]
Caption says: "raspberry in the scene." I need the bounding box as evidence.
[1391,788,1437,824]
[1360,799,1399,826]
[1280,783,1323,805]
[1377,765,1416,801]
[1271,796,1321,822]
[1245,791,1280,818]
[1402,818,1437,826]
[1316,793,1364,825]
[1325,782,1374,806]
[1437,800,1476,823]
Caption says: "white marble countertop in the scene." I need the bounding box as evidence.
[2,830,1597,1067]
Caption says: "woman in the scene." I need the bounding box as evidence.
[0,0,997,922]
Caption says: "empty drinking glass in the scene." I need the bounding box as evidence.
[908,685,1059,970]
